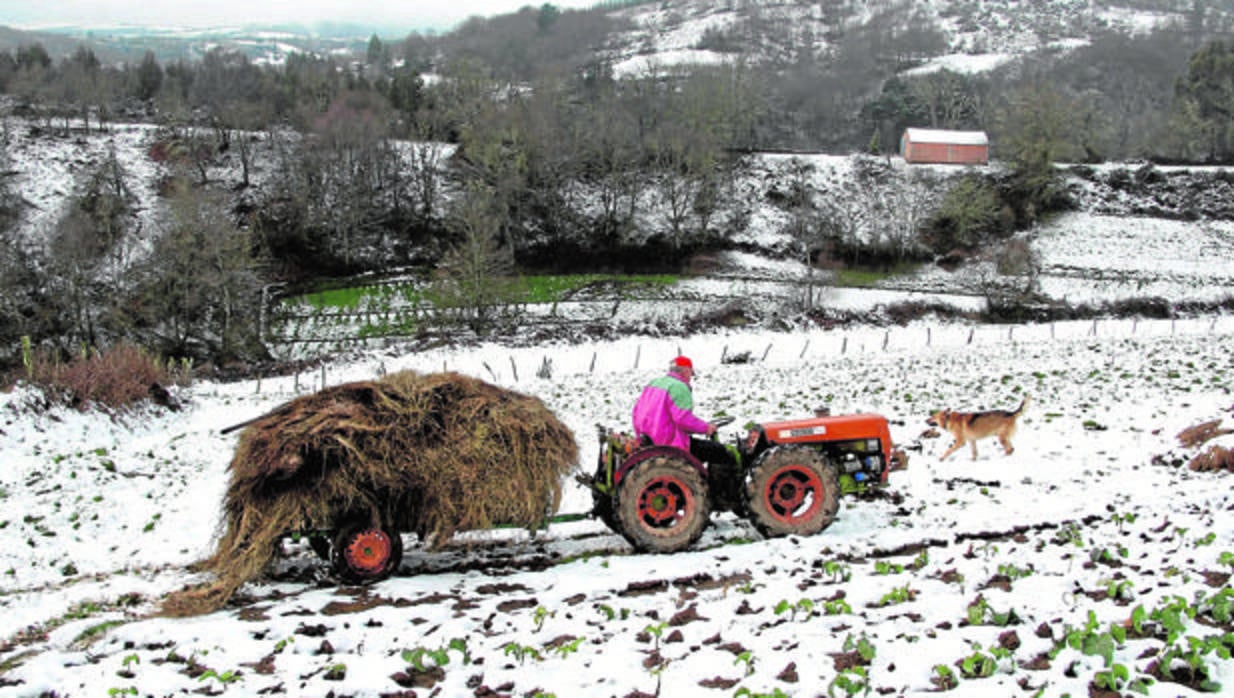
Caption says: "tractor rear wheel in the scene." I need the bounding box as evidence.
[614,456,710,553]
[331,521,403,584]
[744,447,839,539]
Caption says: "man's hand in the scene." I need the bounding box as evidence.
[705,423,717,437]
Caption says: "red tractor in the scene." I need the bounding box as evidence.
[585,411,906,553]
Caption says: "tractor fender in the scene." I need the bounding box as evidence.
[614,445,705,485]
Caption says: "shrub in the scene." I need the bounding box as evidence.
[922,174,1005,253]
[15,342,188,411]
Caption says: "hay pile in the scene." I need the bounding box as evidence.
[163,370,577,616]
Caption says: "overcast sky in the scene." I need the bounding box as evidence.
[0,0,599,33]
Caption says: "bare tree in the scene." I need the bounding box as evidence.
[427,183,524,335]
[130,187,263,360]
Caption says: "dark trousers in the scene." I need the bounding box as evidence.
[690,437,741,510]
[690,437,736,469]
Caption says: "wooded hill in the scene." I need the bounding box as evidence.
[1,0,1233,368]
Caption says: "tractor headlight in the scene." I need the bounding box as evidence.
[866,439,880,452]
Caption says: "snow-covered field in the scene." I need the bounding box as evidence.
[2,315,1233,696]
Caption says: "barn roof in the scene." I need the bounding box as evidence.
[904,128,989,145]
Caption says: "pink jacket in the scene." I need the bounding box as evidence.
[631,373,711,450]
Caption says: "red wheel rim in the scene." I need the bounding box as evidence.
[343,529,392,575]
[636,475,695,529]
[763,465,823,524]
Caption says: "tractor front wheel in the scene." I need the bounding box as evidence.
[331,521,403,584]
[744,447,839,539]
[614,456,710,553]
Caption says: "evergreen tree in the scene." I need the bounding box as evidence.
[1172,40,1234,162]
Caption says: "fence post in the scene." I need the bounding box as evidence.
[882,330,889,350]
[509,356,519,382]
[799,340,809,358]
[721,345,728,363]
[842,336,848,354]
[590,352,597,373]
[762,343,772,362]
[926,327,931,346]
[635,345,641,370]
[967,328,974,345]
[320,365,326,389]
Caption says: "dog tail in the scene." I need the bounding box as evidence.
[1014,394,1031,416]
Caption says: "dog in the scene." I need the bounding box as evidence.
[927,395,1031,461]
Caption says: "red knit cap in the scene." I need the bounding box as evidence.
[672,356,693,369]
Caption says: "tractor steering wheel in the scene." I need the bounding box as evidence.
[710,416,736,428]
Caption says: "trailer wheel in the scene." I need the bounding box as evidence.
[745,447,839,539]
[332,522,403,584]
[615,456,710,553]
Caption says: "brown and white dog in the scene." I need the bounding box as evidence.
[927,395,1031,461]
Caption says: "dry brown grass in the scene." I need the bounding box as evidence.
[15,342,189,411]
[1177,419,1232,449]
[162,370,577,617]
[1188,445,1234,472]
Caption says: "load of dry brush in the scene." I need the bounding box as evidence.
[163,370,577,617]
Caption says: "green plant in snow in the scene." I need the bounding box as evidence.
[734,650,756,676]
[1053,521,1085,547]
[1051,611,1120,666]
[824,598,853,615]
[502,641,543,665]
[533,605,555,631]
[1110,511,1137,533]
[931,664,959,691]
[1154,634,1232,691]
[402,644,452,671]
[957,648,997,679]
[997,562,1032,580]
[966,595,1020,626]
[197,668,242,685]
[873,560,903,575]
[734,688,789,698]
[1198,588,1234,624]
[843,633,877,663]
[644,621,669,650]
[1092,662,1153,695]
[909,549,929,570]
[828,666,870,696]
[551,636,585,659]
[876,584,916,607]
[1102,577,1135,602]
[819,559,852,582]
[773,598,816,621]
[1150,595,1197,644]
[1089,546,1124,565]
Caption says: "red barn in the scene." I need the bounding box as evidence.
[900,128,989,165]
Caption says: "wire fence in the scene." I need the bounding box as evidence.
[244,314,1232,398]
